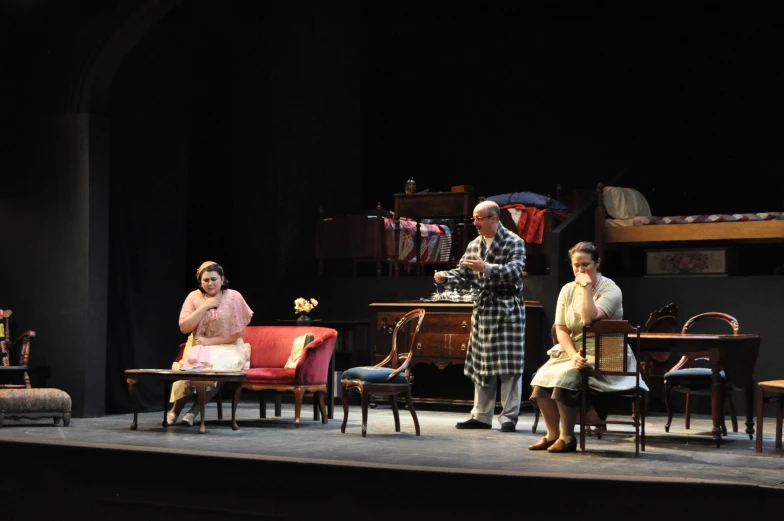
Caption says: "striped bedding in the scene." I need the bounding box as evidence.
[383,217,452,263]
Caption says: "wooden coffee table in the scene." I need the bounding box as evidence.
[125,369,247,434]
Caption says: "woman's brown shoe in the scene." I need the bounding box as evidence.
[547,437,578,453]
[528,436,557,450]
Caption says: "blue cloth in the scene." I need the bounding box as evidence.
[485,192,569,212]
[341,366,408,384]
[664,368,727,388]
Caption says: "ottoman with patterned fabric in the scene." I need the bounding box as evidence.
[0,388,72,426]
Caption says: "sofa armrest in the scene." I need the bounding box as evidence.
[174,342,186,363]
[294,334,337,385]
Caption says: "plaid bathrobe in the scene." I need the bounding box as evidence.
[442,224,526,388]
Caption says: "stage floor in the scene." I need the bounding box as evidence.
[0,401,781,488]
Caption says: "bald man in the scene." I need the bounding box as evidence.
[434,200,527,432]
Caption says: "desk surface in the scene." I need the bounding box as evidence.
[276,319,369,326]
[125,369,247,380]
[638,332,760,389]
[370,300,543,308]
[639,332,759,351]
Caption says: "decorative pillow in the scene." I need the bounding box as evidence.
[284,332,314,369]
[243,342,251,370]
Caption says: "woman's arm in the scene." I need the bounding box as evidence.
[578,282,607,326]
[178,297,219,334]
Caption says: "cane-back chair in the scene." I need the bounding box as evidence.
[579,320,645,455]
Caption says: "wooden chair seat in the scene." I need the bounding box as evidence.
[756,380,784,452]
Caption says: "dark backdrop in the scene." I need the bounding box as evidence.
[0,0,782,415]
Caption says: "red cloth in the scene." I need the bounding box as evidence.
[501,204,545,244]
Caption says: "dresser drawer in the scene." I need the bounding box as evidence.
[374,311,472,364]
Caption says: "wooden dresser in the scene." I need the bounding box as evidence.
[369,301,545,405]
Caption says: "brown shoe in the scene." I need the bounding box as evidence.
[547,437,578,453]
[528,436,557,451]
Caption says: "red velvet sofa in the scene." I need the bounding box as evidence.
[176,325,338,426]
[242,325,337,425]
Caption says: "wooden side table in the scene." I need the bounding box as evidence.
[125,369,247,434]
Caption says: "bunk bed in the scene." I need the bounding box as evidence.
[594,182,784,268]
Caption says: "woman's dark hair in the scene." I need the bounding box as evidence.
[196,262,230,292]
[568,241,600,265]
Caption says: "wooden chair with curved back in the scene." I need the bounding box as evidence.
[0,310,36,390]
[340,308,425,437]
[663,311,743,437]
[639,303,678,381]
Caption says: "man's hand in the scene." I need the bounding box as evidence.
[460,254,485,273]
[434,271,446,283]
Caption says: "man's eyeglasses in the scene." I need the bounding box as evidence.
[472,215,493,222]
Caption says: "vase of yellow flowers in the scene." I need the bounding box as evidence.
[294,297,318,322]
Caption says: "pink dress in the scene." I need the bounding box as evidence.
[170,289,253,402]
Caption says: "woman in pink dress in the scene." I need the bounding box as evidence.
[167,261,254,426]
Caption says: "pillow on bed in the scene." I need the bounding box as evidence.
[485,192,569,212]
[602,186,652,220]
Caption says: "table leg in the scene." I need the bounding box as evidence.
[744,377,755,439]
[126,378,139,430]
[192,382,210,434]
[162,381,172,428]
[231,383,241,430]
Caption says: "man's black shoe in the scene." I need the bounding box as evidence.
[500,421,516,432]
[455,418,492,430]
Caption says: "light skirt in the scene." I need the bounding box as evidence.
[169,336,248,402]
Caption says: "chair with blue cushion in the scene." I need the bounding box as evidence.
[340,308,425,437]
[663,312,742,437]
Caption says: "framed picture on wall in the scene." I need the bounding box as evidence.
[645,248,734,276]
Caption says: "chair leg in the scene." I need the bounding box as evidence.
[685,392,691,429]
[390,395,401,432]
[719,385,727,436]
[580,376,588,454]
[316,392,328,424]
[776,395,783,449]
[216,392,223,420]
[532,402,540,433]
[756,387,764,452]
[360,389,370,438]
[641,390,647,452]
[664,383,674,432]
[726,391,739,433]
[274,393,282,417]
[404,388,420,436]
[260,392,267,418]
[340,384,350,434]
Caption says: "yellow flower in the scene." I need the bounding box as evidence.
[294,297,318,314]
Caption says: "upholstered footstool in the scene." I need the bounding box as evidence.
[0,388,72,427]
